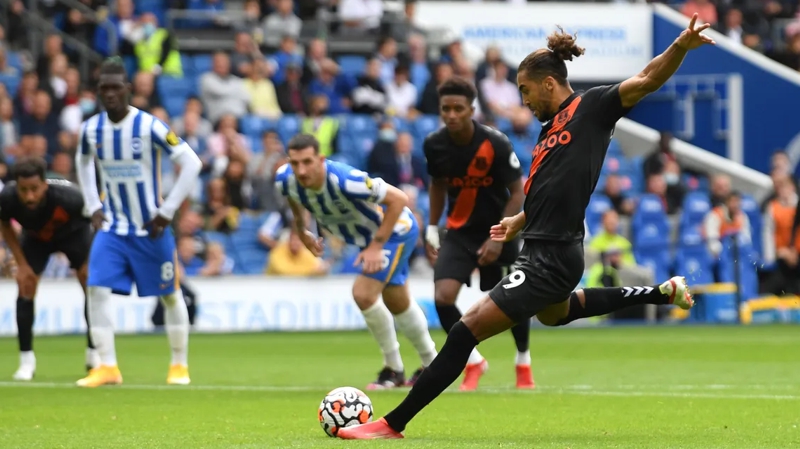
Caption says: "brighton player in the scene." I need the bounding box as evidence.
[338,16,710,439]
[0,157,98,380]
[74,57,202,387]
[276,133,438,389]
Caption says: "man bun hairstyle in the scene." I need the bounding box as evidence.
[437,76,477,103]
[547,26,585,62]
[518,26,586,85]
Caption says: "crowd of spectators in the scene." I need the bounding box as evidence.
[0,0,797,303]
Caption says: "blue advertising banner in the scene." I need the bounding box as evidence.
[626,4,800,173]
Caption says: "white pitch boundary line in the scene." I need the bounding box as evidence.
[0,382,798,400]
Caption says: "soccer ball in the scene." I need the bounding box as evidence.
[318,386,373,437]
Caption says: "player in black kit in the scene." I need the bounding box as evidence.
[339,15,713,439]
[1,157,98,380]
[423,77,532,391]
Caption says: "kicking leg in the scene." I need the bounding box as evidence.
[352,276,405,389]
[161,290,191,385]
[434,279,487,391]
[77,286,123,387]
[77,262,99,371]
[339,295,515,439]
[383,283,437,385]
[537,276,694,326]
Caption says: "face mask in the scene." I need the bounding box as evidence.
[80,98,95,114]
[143,23,156,38]
[665,173,679,185]
[379,129,397,142]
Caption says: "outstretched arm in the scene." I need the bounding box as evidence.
[618,13,715,109]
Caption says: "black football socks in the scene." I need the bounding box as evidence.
[556,285,668,325]
[384,321,478,432]
[434,304,462,333]
[16,296,34,352]
[84,294,95,349]
[510,320,530,353]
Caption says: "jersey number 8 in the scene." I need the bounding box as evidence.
[161,262,175,282]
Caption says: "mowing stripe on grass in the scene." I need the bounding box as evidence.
[0,382,798,400]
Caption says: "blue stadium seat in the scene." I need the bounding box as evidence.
[678,192,711,249]
[236,247,269,275]
[602,155,626,175]
[203,231,229,247]
[134,0,166,25]
[632,194,672,276]
[0,74,20,97]
[392,116,410,133]
[328,152,357,167]
[626,156,645,193]
[239,115,265,137]
[157,76,192,101]
[337,55,366,77]
[276,115,300,145]
[681,192,711,225]
[675,246,715,285]
[193,54,213,75]
[635,247,671,283]
[341,114,378,138]
[740,194,762,258]
[607,138,623,157]
[123,56,137,78]
[412,115,441,142]
[586,194,612,236]
[6,52,22,72]
[237,214,262,234]
[717,238,759,300]
[162,96,187,119]
[180,54,196,77]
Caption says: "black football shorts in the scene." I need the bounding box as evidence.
[488,240,585,323]
[433,231,519,291]
[22,226,93,275]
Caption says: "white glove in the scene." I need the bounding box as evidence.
[426,225,440,250]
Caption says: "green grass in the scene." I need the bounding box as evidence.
[1,325,799,448]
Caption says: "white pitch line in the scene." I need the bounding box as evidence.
[0,382,798,400]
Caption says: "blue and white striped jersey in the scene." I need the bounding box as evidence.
[78,107,191,236]
[275,160,415,248]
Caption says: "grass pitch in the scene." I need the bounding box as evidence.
[1,325,798,448]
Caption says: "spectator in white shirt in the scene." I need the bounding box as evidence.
[263,0,302,46]
[375,36,397,87]
[338,0,383,34]
[385,64,418,119]
[479,60,521,119]
[200,52,250,124]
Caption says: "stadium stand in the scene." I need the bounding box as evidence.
[0,0,796,312]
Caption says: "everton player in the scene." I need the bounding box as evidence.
[0,156,98,380]
[423,77,533,391]
[338,14,712,439]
